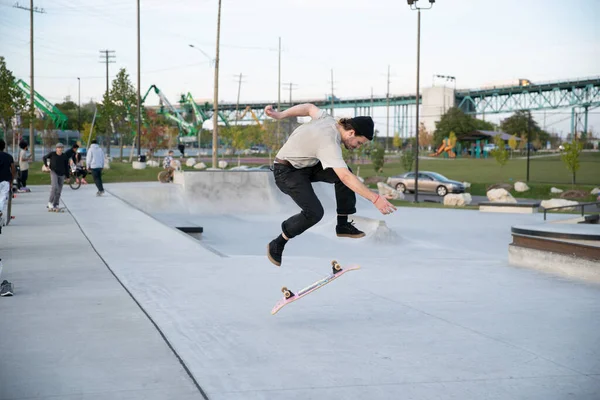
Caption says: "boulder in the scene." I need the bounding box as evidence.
[560,190,588,199]
[514,181,530,192]
[147,160,160,167]
[591,187,600,195]
[541,199,578,211]
[377,182,404,200]
[487,183,513,192]
[186,158,197,167]
[365,176,387,185]
[550,187,563,193]
[193,162,207,170]
[462,181,471,189]
[443,193,473,207]
[218,160,228,169]
[104,156,111,170]
[486,188,517,203]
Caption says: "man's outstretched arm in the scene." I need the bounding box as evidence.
[264,103,321,120]
[333,167,397,215]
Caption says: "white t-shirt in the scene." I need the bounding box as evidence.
[275,110,347,170]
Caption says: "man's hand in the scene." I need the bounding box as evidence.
[264,105,283,120]
[372,195,397,215]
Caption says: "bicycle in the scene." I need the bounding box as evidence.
[68,165,88,190]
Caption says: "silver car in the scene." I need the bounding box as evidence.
[386,171,465,197]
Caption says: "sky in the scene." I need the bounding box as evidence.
[1,0,599,137]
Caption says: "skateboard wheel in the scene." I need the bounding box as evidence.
[281,286,292,299]
[332,260,342,271]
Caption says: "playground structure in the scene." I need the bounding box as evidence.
[429,137,456,158]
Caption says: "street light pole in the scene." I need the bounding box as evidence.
[136,0,142,159]
[408,0,435,203]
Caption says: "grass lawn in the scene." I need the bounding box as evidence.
[350,152,600,202]
[23,152,599,203]
[24,161,165,186]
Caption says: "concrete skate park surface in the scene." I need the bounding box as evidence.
[1,171,599,400]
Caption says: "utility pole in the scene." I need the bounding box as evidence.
[282,82,298,138]
[14,1,46,161]
[277,37,281,147]
[330,69,335,117]
[77,77,81,133]
[234,73,245,124]
[526,110,531,182]
[386,65,391,151]
[99,49,115,155]
[212,0,222,168]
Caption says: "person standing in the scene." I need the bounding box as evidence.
[86,140,105,196]
[18,140,31,190]
[0,139,16,221]
[43,142,70,211]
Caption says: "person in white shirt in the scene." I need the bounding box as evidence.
[264,103,396,267]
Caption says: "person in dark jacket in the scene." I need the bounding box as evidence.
[43,142,70,211]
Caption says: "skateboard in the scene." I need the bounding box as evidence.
[271,260,360,315]
[48,207,66,213]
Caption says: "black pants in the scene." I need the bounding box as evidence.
[19,169,28,187]
[273,162,356,239]
[91,168,104,192]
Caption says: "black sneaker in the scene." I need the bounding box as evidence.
[267,239,285,267]
[336,220,366,238]
[0,280,14,297]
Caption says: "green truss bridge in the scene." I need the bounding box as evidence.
[162,75,600,138]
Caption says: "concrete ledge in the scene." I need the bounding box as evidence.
[479,201,540,214]
[509,244,600,284]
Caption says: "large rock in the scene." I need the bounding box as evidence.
[147,160,160,167]
[444,193,472,207]
[377,182,404,200]
[104,156,111,170]
[193,162,207,170]
[487,183,513,191]
[514,181,530,192]
[218,160,228,169]
[550,187,563,194]
[541,199,579,211]
[186,158,197,167]
[560,190,588,199]
[486,188,517,203]
[462,181,471,189]
[591,187,600,195]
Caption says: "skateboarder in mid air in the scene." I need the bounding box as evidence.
[265,103,397,266]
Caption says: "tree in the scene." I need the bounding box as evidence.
[500,110,549,145]
[508,134,518,157]
[97,68,138,159]
[370,141,385,174]
[433,107,479,146]
[401,148,415,172]
[141,110,170,158]
[392,131,401,149]
[561,140,583,185]
[81,121,96,145]
[418,122,433,148]
[0,57,27,143]
[490,135,509,167]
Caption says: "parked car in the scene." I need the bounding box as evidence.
[386,171,465,197]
